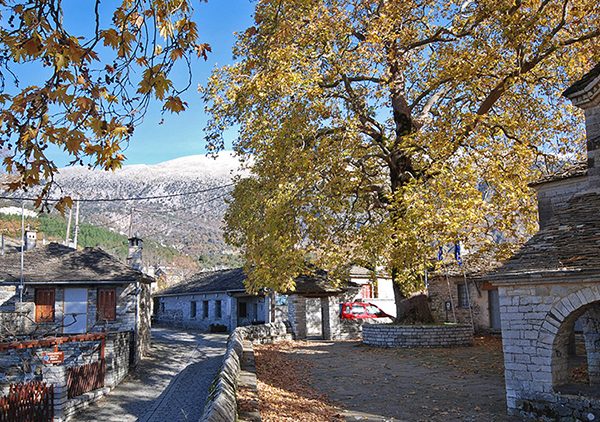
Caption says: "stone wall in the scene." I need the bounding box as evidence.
[154,293,267,332]
[498,282,600,419]
[0,284,139,339]
[428,275,491,331]
[200,322,291,422]
[362,324,474,348]
[0,330,134,421]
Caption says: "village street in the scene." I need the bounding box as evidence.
[74,328,227,422]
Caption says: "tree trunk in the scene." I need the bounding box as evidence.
[391,268,407,321]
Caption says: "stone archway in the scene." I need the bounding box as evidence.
[534,287,600,392]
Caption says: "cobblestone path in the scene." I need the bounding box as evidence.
[75,327,227,422]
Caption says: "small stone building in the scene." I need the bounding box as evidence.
[428,265,501,332]
[0,240,152,358]
[487,63,600,419]
[287,270,361,340]
[153,268,270,332]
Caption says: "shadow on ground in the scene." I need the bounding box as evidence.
[74,328,227,422]
[256,336,520,422]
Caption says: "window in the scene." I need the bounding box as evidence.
[253,303,258,320]
[35,288,55,322]
[238,302,247,318]
[97,288,117,321]
[203,300,209,319]
[361,284,373,299]
[190,301,197,319]
[160,302,165,313]
[457,284,470,308]
[215,300,222,319]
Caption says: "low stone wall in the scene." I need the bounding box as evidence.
[0,330,134,421]
[200,321,290,422]
[362,323,473,348]
[518,394,600,421]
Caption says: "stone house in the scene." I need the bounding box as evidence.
[486,63,600,419]
[428,264,502,332]
[153,268,270,332]
[0,236,152,362]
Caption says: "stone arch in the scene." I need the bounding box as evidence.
[536,286,600,389]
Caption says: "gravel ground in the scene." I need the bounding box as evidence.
[74,327,227,422]
[256,336,521,422]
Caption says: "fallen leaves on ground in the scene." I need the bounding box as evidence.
[254,341,343,422]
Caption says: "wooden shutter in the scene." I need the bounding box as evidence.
[35,289,55,322]
[97,288,116,321]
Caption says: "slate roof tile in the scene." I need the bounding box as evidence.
[0,243,143,284]
[487,192,600,282]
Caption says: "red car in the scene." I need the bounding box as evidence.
[340,302,391,320]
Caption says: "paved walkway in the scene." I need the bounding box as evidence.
[75,327,227,422]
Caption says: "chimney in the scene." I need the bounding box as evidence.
[24,229,37,251]
[127,235,143,271]
[563,63,600,185]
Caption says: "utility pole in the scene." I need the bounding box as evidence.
[19,201,25,302]
[73,200,80,249]
[65,206,73,246]
[128,208,134,238]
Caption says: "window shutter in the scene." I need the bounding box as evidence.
[35,289,55,322]
[97,288,117,321]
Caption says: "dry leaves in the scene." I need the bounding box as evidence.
[254,341,343,422]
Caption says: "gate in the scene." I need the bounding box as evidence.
[0,381,53,422]
[66,359,106,399]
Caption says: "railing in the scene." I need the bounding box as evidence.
[66,359,106,399]
[0,381,53,422]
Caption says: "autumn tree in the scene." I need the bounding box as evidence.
[0,0,210,209]
[204,0,599,316]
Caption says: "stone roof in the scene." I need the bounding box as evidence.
[563,63,600,108]
[156,267,355,297]
[487,192,600,283]
[292,269,354,295]
[0,243,145,284]
[563,63,600,98]
[155,268,247,296]
[529,161,588,187]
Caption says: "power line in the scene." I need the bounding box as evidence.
[0,183,234,203]
[141,193,229,239]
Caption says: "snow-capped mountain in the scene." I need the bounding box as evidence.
[52,152,245,259]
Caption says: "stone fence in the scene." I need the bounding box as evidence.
[0,330,134,421]
[362,323,474,348]
[200,322,291,422]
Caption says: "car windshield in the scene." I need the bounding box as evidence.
[366,305,381,315]
[350,305,365,314]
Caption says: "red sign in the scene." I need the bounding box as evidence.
[41,351,64,365]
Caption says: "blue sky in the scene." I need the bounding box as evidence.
[43,0,255,167]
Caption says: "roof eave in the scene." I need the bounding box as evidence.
[153,288,248,297]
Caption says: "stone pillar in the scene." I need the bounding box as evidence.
[229,296,237,332]
[287,295,307,340]
[582,306,600,385]
[43,365,67,421]
[264,295,272,324]
[321,296,341,340]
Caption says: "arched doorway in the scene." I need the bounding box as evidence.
[552,299,600,396]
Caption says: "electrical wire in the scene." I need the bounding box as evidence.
[0,183,234,203]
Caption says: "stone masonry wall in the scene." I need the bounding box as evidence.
[498,282,600,420]
[0,285,137,338]
[362,324,474,348]
[200,322,291,422]
[428,275,490,331]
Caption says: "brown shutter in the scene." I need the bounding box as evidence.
[97,288,116,321]
[35,288,55,322]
